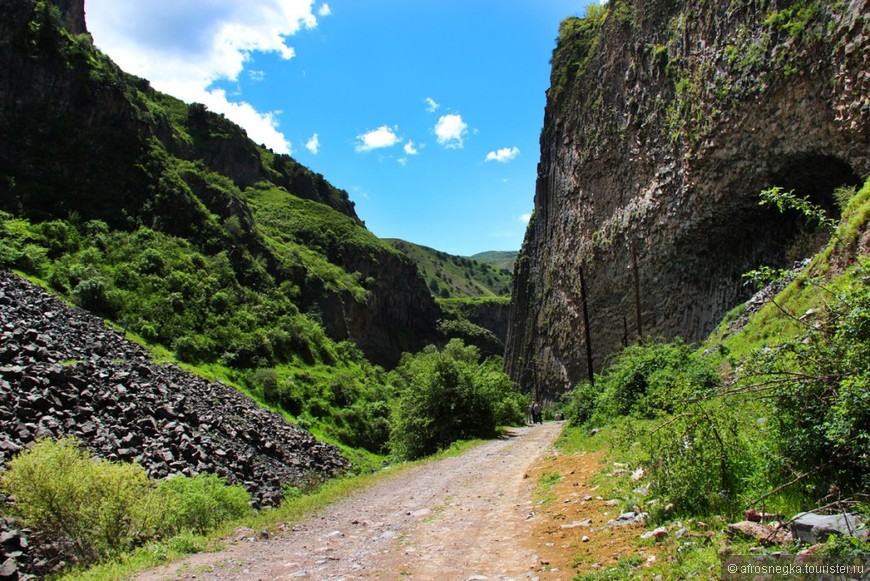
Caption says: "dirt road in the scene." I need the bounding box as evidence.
[137,421,564,581]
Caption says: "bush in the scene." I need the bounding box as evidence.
[72,277,116,316]
[593,338,720,421]
[743,268,870,503]
[0,439,255,567]
[172,333,216,363]
[473,362,528,427]
[389,339,517,460]
[564,380,599,426]
[0,438,153,563]
[153,473,252,535]
[15,244,49,276]
[633,400,753,517]
[253,367,279,403]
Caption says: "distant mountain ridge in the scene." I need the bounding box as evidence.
[386,239,512,298]
[469,250,518,273]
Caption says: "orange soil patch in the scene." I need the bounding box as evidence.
[523,448,656,579]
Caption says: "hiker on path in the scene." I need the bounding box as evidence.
[532,400,542,425]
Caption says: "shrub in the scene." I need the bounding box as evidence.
[473,363,527,427]
[742,269,870,503]
[253,367,279,404]
[172,333,216,363]
[564,380,599,426]
[593,338,720,421]
[0,438,152,563]
[153,473,252,536]
[389,339,516,460]
[72,277,116,316]
[15,244,49,276]
[634,400,753,517]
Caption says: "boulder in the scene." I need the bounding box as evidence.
[727,521,791,546]
[790,512,868,544]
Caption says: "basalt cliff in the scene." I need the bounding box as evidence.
[506,0,870,399]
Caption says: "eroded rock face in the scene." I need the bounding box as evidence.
[506,0,870,399]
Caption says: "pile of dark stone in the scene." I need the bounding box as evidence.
[0,270,350,578]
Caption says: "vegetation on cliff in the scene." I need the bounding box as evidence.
[508,0,867,399]
[387,239,513,355]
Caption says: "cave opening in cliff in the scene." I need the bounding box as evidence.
[766,154,863,263]
[770,154,861,220]
[671,154,863,349]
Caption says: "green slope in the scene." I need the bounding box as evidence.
[469,250,519,273]
[386,239,513,298]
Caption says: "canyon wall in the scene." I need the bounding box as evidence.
[506,0,870,399]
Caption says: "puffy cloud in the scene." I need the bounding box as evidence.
[404,140,419,155]
[318,3,332,16]
[306,133,320,154]
[434,113,468,149]
[519,213,532,224]
[424,97,440,113]
[485,146,520,163]
[356,125,401,152]
[86,0,323,154]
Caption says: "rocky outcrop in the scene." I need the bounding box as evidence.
[315,247,441,367]
[507,0,870,398]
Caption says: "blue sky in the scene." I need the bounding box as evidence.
[86,1,592,256]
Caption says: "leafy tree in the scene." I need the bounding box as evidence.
[389,339,519,460]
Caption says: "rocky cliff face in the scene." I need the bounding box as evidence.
[507,0,869,399]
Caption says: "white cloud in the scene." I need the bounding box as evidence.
[86,0,323,154]
[248,69,266,82]
[485,146,520,163]
[404,140,419,155]
[424,97,440,113]
[434,113,468,149]
[318,3,332,16]
[519,213,532,224]
[305,133,320,154]
[356,125,401,152]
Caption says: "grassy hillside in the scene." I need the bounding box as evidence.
[0,0,441,367]
[469,250,518,273]
[386,239,512,298]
